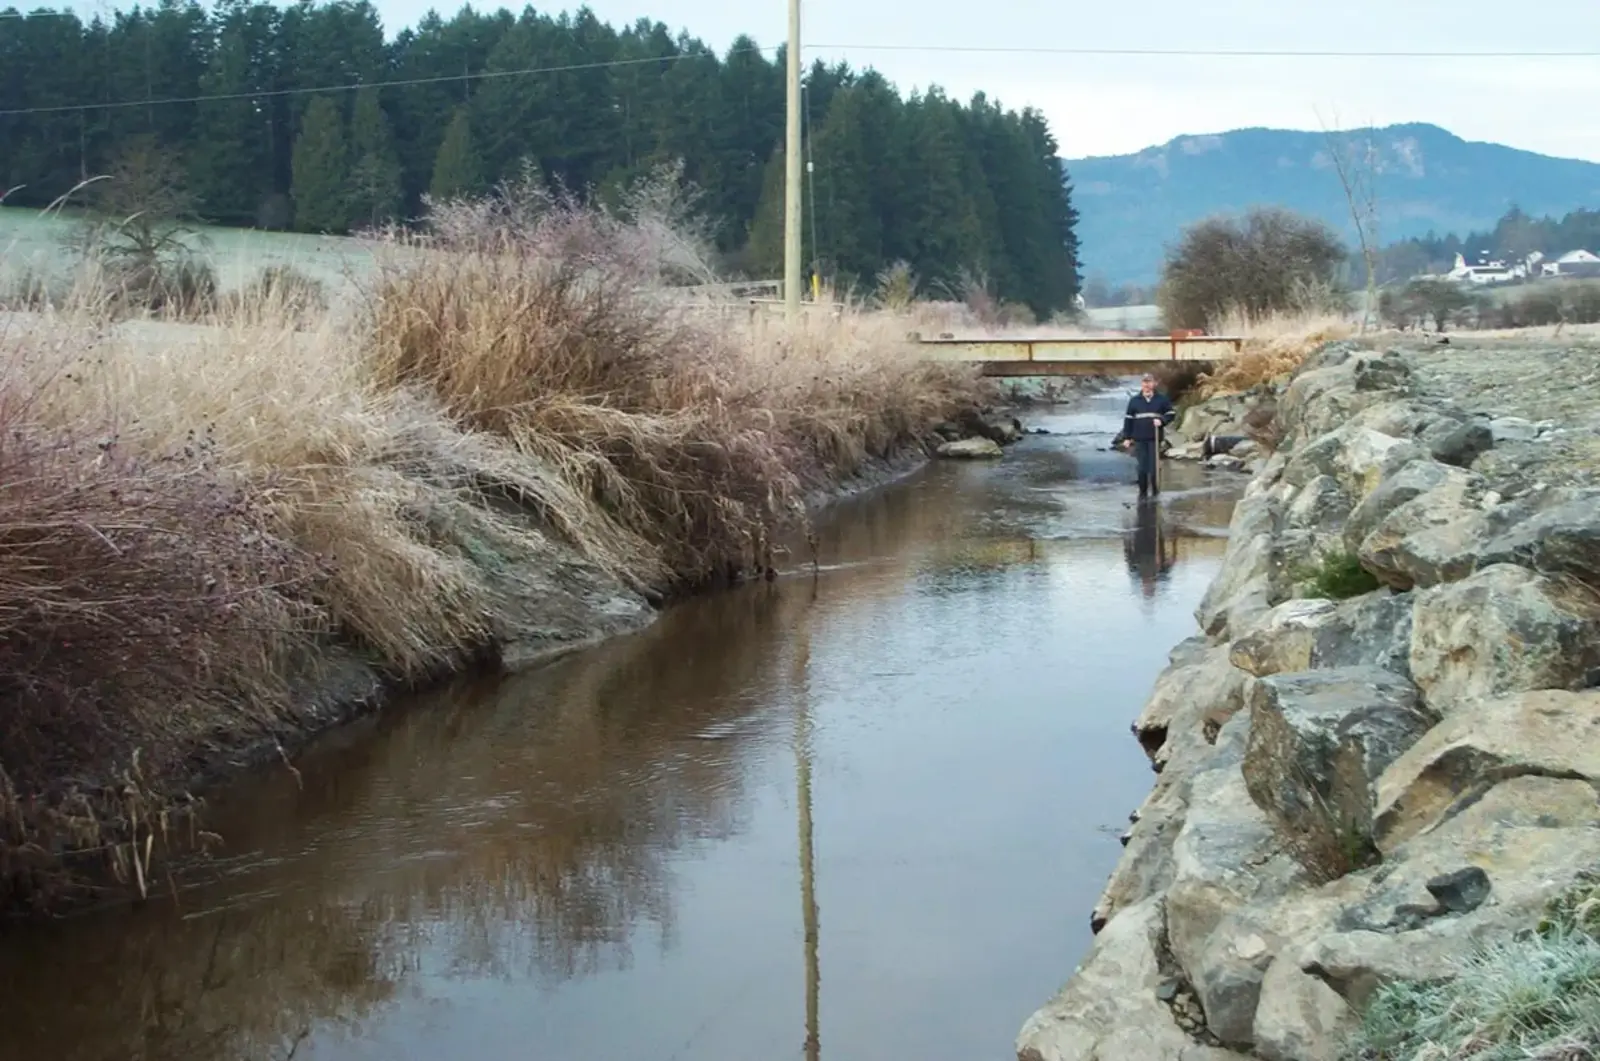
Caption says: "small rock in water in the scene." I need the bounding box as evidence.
[1204,453,1247,472]
[1426,866,1492,914]
[1155,977,1181,1003]
[936,436,1003,460]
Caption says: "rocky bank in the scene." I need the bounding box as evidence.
[1017,337,1600,1061]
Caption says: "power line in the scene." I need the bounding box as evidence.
[2,37,1597,118]
[0,44,778,117]
[810,42,1600,58]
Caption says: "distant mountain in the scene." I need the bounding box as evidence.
[1065,122,1600,286]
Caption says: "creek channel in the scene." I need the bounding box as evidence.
[0,384,1243,1061]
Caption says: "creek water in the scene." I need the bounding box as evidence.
[0,386,1242,1061]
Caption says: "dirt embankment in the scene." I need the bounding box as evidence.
[1018,337,1600,1061]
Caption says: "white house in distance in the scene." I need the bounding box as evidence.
[1435,248,1600,284]
[1445,251,1527,284]
[1545,249,1600,277]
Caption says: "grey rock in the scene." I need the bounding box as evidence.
[1016,898,1251,1061]
[1196,492,1286,640]
[1342,459,1465,555]
[1352,354,1414,394]
[1302,779,1600,1009]
[1167,749,1308,1045]
[1241,668,1438,878]
[1284,475,1353,533]
[1205,454,1248,472]
[1423,418,1494,467]
[1409,564,1600,710]
[1374,689,1600,851]
[1136,642,1251,768]
[1307,590,1416,678]
[936,436,1004,459]
[1252,956,1359,1061]
[1426,866,1491,914]
[1477,490,1600,588]
[1354,466,1485,590]
[1489,416,1540,442]
[1228,599,1338,677]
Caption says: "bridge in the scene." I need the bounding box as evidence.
[916,334,1244,376]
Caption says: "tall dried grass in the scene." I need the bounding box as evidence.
[365,188,985,591]
[0,184,986,910]
[1194,309,1357,398]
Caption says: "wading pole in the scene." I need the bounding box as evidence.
[1153,416,1162,494]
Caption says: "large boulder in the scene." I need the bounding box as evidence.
[1374,689,1600,852]
[1241,668,1438,879]
[1226,598,1337,678]
[1195,492,1287,640]
[1016,898,1250,1061]
[1277,351,1416,447]
[1420,417,1494,468]
[1093,777,1188,933]
[1353,465,1486,590]
[1409,563,1600,709]
[1476,488,1600,588]
[1228,591,1414,679]
[1166,730,1310,1045]
[1136,642,1252,769]
[1283,475,1353,534]
[1342,459,1482,556]
[1308,591,1416,677]
[1282,424,1427,503]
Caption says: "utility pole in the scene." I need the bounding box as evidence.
[783,0,803,322]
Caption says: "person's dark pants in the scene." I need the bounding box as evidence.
[1133,438,1159,496]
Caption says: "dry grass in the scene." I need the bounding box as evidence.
[0,187,988,910]
[364,192,985,591]
[1195,309,1357,398]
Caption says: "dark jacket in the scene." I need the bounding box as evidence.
[1123,391,1175,442]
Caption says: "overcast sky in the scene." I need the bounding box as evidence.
[55,0,1600,162]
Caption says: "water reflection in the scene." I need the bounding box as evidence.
[0,387,1244,1061]
[1124,501,1177,600]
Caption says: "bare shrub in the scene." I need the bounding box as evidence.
[0,339,324,909]
[231,264,328,319]
[1158,208,1349,330]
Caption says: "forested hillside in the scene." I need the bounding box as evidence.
[0,1,1080,313]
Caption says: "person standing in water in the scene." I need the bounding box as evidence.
[1123,373,1176,499]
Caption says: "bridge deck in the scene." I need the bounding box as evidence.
[918,335,1243,376]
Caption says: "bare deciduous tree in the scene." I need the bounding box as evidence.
[1319,112,1381,332]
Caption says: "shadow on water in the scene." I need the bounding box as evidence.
[0,384,1244,1061]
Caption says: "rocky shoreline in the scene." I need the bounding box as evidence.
[1017,338,1600,1061]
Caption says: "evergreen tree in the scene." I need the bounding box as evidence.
[290,94,350,232]
[348,87,402,226]
[428,105,482,201]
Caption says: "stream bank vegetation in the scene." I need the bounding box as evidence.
[0,168,989,914]
[1348,874,1600,1061]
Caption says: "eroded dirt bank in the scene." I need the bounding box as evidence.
[1018,337,1600,1061]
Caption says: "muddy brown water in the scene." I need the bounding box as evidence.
[0,386,1242,1061]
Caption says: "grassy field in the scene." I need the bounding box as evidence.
[0,205,382,300]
